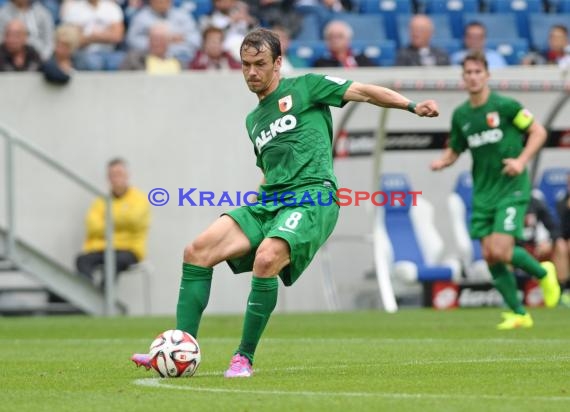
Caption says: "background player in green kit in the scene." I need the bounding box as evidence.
[431,51,560,330]
[131,28,440,377]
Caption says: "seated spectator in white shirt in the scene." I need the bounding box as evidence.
[200,0,256,61]
[127,0,200,66]
[60,0,125,70]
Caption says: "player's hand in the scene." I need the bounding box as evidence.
[430,159,447,171]
[415,100,439,117]
[501,158,525,176]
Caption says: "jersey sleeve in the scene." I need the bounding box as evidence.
[303,73,353,107]
[503,96,534,132]
[448,110,467,153]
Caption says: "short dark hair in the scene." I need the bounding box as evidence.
[551,24,568,36]
[202,25,224,42]
[462,50,489,71]
[240,28,281,62]
[108,157,127,168]
[464,21,486,36]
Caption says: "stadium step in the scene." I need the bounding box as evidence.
[0,228,126,316]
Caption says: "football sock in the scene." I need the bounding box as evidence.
[176,263,213,338]
[237,276,278,364]
[489,263,526,315]
[510,246,547,279]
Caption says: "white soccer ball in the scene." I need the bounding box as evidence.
[148,329,201,378]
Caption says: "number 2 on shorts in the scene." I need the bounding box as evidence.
[503,207,516,231]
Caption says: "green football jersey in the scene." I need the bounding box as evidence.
[449,92,535,209]
[246,74,352,194]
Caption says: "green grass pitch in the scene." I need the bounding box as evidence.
[1,308,569,412]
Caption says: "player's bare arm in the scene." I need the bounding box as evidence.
[502,121,547,176]
[430,148,460,171]
[343,82,439,117]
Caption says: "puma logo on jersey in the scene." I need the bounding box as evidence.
[255,114,297,152]
[467,129,504,148]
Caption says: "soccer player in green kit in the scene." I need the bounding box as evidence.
[431,51,560,330]
[132,28,439,377]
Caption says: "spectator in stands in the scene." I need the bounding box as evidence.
[0,0,54,61]
[294,0,353,20]
[41,24,81,84]
[121,22,182,73]
[245,0,302,37]
[199,0,257,61]
[127,0,201,66]
[395,14,449,67]
[313,19,376,68]
[522,25,569,66]
[519,191,568,288]
[189,25,241,70]
[60,0,125,71]
[121,0,145,22]
[451,21,507,69]
[0,18,41,71]
[76,158,150,288]
[271,24,303,72]
[557,172,570,292]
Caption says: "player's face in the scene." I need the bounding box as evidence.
[241,45,281,97]
[462,60,489,94]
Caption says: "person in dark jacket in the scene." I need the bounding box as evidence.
[0,18,41,71]
[395,14,449,67]
[313,19,376,68]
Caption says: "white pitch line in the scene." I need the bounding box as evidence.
[168,355,570,378]
[133,378,570,402]
[175,355,570,377]
[3,337,570,345]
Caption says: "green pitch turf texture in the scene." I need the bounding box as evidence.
[1,308,569,412]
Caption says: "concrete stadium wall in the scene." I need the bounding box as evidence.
[0,66,568,315]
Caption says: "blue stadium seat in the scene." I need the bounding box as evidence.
[295,13,323,41]
[462,13,521,39]
[359,0,413,14]
[555,0,570,11]
[374,173,462,284]
[431,38,462,55]
[396,13,453,47]
[486,37,529,64]
[352,39,397,66]
[329,13,388,41]
[177,0,213,20]
[358,0,412,44]
[287,40,327,67]
[529,14,570,51]
[424,0,479,38]
[448,171,492,281]
[537,167,570,225]
[487,0,543,42]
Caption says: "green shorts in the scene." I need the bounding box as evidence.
[224,187,339,286]
[470,199,528,240]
